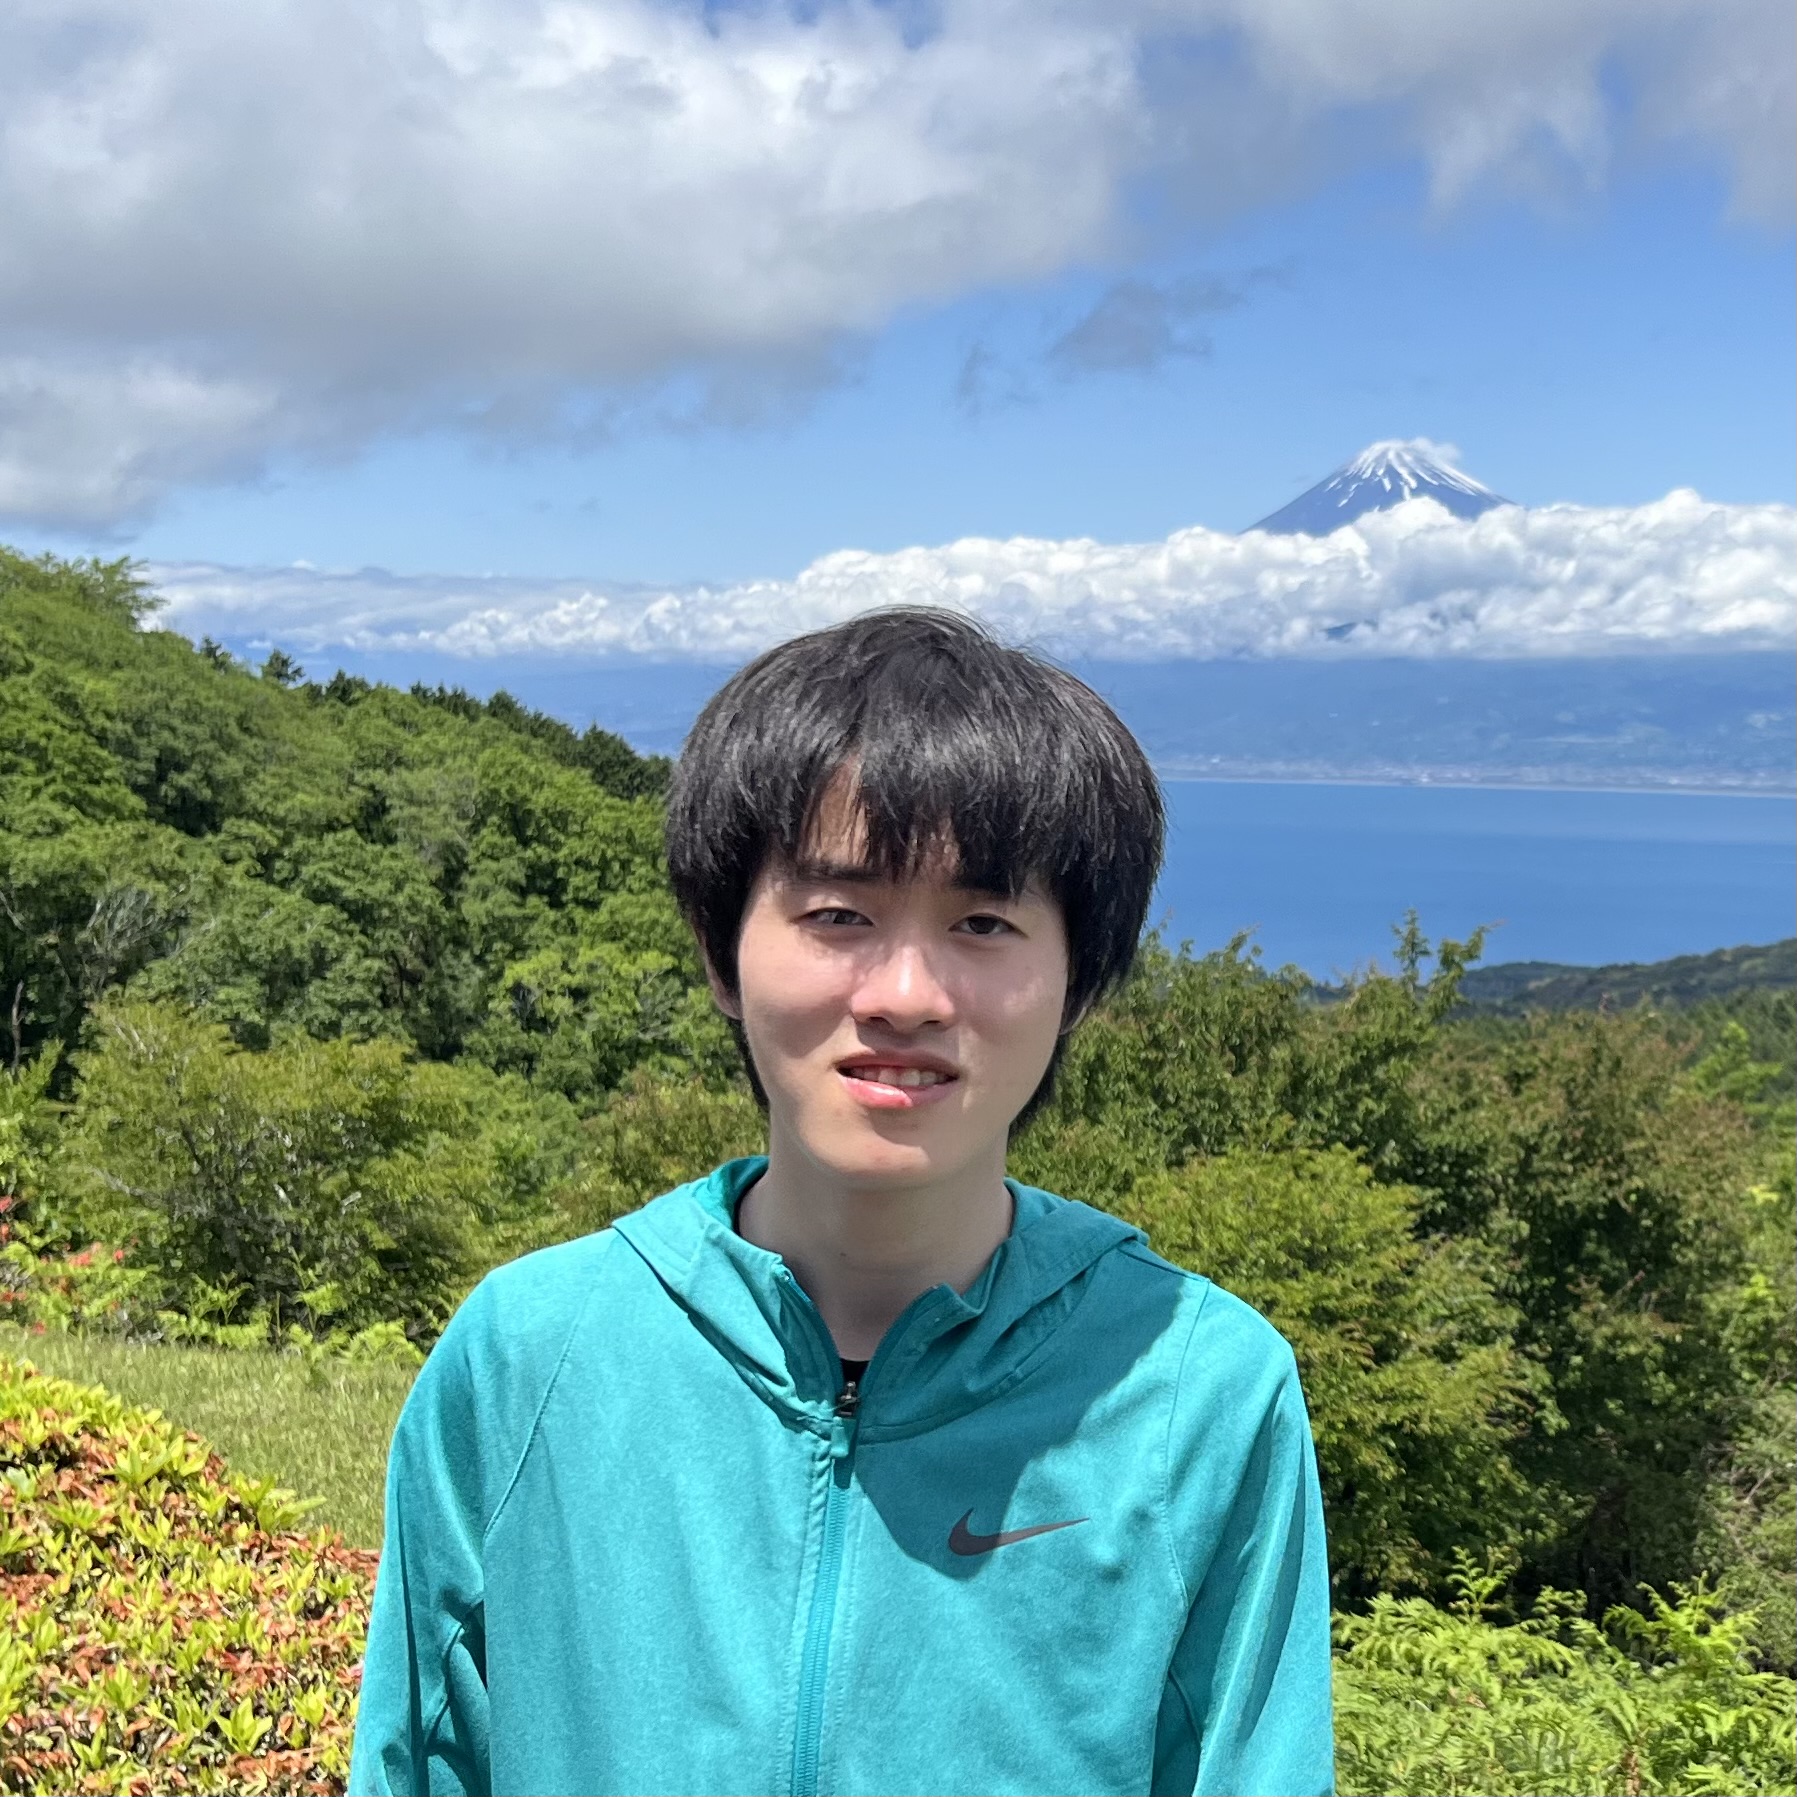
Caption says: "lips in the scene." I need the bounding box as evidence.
[835,1054,960,1109]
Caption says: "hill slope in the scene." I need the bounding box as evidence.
[1458,938,1796,1013]
[0,546,709,1107]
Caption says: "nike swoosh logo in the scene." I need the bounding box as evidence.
[948,1510,1089,1556]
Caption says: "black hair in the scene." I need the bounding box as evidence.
[664,608,1164,1125]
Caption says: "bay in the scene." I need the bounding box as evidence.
[1158,780,1795,977]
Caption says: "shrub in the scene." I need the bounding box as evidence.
[1335,1558,1797,1797]
[0,1355,374,1794]
[0,1243,162,1338]
[553,1067,764,1238]
[62,999,583,1341]
[1097,1145,1540,1595]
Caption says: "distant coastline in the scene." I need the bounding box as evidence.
[1152,765,1797,797]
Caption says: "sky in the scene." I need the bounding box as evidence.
[2,0,1793,658]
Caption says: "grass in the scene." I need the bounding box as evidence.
[0,1326,414,1548]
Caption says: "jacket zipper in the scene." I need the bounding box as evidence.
[789,1378,860,1797]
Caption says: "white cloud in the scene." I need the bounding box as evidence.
[1,0,1788,527]
[151,489,1796,662]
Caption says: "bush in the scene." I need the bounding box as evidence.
[0,1243,162,1338]
[554,1067,764,1238]
[1335,1559,1797,1797]
[0,1355,374,1794]
[1091,1145,1540,1594]
[62,1000,584,1341]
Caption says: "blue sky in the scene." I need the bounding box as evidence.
[78,165,1795,587]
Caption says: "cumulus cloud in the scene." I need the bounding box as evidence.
[151,489,1796,663]
[1,0,1788,526]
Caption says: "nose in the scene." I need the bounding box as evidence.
[850,937,954,1034]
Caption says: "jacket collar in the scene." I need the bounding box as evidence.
[610,1157,1141,1438]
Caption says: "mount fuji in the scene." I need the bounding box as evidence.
[1250,440,1511,535]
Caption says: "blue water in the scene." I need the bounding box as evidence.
[1159,781,1795,977]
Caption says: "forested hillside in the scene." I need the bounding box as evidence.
[1460,937,1796,1014]
[3,549,1794,1792]
[2,547,746,1334]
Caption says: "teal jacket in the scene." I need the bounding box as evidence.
[350,1159,1335,1796]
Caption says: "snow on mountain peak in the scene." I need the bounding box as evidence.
[1251,439,1510,535]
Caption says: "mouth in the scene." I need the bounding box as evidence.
[836,1059,960,1109]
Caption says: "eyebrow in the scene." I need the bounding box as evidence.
[789,857,1016,902]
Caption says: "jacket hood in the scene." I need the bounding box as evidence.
[610,1157,1143,1439]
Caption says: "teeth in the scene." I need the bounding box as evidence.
[847,1065,948,1089]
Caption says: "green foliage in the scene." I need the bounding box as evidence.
[555,1068,765,1239]
[0,1354,373,1793]
[0,1329,411,1547]
[1017,923,1793,1629]
[1687,1013,1796,1129]
[467,903,733,1100]
[1697,1149,1797,1669]
[409,682,672,801]
[1119,1148,1539,1594]
[0,1051,59,1213]
[0,1241,162,1338]
[1335,1558,1797,1796]
[1409,1012,1766,1608]
[1035,918,1484,1189]
[61,998,585,1340]
[1,549,685,1102]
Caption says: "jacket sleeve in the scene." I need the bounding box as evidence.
[1156,1327,1336,1797]
[349,1289,497,1797]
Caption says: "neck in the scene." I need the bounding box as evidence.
[737,1135,1014,1364]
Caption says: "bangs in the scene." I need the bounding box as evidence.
[788,685,1130,908]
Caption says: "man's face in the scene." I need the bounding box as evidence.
[717,791,1070,1193]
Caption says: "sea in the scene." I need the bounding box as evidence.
[1153,779,1793,978]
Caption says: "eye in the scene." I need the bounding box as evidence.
[954,912,1017,938]
[805,905,871,927]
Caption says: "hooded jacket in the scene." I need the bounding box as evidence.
[349,1158,1335,1797]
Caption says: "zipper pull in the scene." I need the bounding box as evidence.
[830,1381,859,1459]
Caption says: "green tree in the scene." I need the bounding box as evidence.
[64,999,583,1339]
[555,1067,765,1240]
[1410,1013,1765,1608]
[1065,1145,1537,1594]
[1,547,688,1089]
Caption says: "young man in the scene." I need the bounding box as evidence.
[350,609,1335,1797]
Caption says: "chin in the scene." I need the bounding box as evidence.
[811,1121,960,1190]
